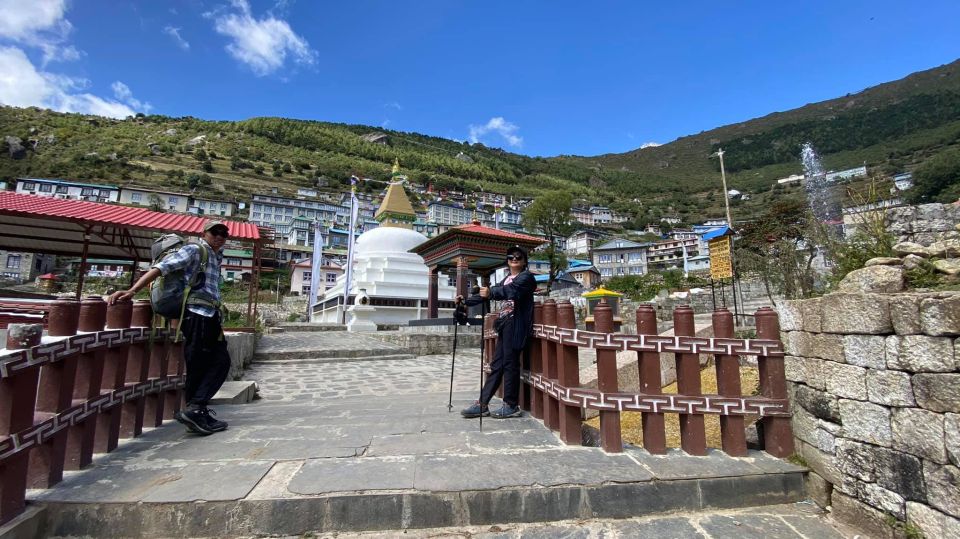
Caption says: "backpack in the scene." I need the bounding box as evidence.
[149,234,210,320]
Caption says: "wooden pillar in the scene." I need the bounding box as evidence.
[28,299,80,488]
[427,266,439,319]
[65,296,107,471]
[636,304,666,454]
[528,301,544,418]
[165,319,184,419]
[713,308,747,456]
[541,299,559,431]
[120,301,152,438]
[556,300,581,445]
[75,231,90,299]
[95,300,132,454]
[595,299,622,453]
[134,301,163,428]
[0,324,43,525]
[455,256,469,300]
[674,305,707,456]
[756,307,795,458]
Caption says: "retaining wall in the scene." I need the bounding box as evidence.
[778,292,960,538]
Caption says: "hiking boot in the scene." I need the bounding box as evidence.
[174,409,213,435]
[491,403,522,419]
[460,401,490,418]
[198,408,228,432]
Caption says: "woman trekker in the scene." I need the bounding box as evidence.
[460,245,536,419]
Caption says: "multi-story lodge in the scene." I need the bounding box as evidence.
[566,229,606,256]
[646,237,700,272]
[1,251,56,284]
[16,178,119,203]
[592,238,650,279]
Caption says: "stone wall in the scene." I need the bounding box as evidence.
[779,291,960,538]
[887,202,960,246]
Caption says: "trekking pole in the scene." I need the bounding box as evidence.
[447,315,459,412]
[478,297,487,432]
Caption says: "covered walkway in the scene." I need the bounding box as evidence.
[0,191,271,323]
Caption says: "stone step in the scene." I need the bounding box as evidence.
[33,469,805,537]
[251,353,417,365]
[273,323,346,332]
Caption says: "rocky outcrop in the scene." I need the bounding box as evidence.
[4,136,26,159]
[838,265,904,293]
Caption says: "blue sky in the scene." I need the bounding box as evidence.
[1,1,959,157]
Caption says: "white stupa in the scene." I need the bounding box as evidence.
[313,161,455,328]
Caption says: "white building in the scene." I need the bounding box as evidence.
[16,178,119,203]
[776,174,805,185]
[290,258,343,296]
[119,187,190,212]
[427,202,475,226]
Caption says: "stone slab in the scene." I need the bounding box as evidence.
[699,514,801,538]
[209,380,258,404]
[289,457,417,494]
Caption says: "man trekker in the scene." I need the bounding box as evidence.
[108,220,232,436]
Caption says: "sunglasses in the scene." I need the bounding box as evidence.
[506,255,524,262]
[209,229,229,238]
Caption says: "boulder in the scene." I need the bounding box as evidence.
[934,259,960,276]
[928,239,960,258]
[894,242,931,258]
[838,265,904,293]
[164,128,177,135]
[4,136,26,159]
[185,134,206,147]
[865,257,903,266]
[903,254,925,270]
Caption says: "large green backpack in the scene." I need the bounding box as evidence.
[149,234,209,320]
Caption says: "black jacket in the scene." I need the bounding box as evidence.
[489,270,536,350]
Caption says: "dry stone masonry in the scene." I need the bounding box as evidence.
[779,291,960,539]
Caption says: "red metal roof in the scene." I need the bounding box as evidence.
[450,222,545,243]
[0,191,260,241]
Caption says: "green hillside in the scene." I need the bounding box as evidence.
[1,58,959,224]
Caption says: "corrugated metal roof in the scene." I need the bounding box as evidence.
[451,222,545,243]
[0,191,260,241]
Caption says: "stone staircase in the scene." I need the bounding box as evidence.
[252,331,415,363]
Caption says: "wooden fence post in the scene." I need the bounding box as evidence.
[96,300,131,453]
[529,302,544,419]
[713,308,747,456]
[120,301,151,438]
[0,324,43,524]
[541,299,559,432]
[133,302,163,428]
[556,300,581,445]
[65,296,107,470]
[755,307,795,458]
[594,299,622,453]
[28,299,80,488]
[165,319,182,419]
[636,304,666,454]
[674,305,707,456]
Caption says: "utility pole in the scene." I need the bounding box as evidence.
[715,148,733,228]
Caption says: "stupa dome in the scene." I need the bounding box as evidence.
[354,225,427,257]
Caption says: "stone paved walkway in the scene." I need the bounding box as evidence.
[27,336,853,538]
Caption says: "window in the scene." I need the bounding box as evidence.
[2,272,20,279]
[6,255,21,269]
[22,182,36,190]
[285,207,293,215]
[617,267,625,275]
[226,271,235,280]
[630,266,643,275]
[629,252,643,262]
[38,183,53,192]
[600,268,612,276]
[168,196,179,204]
[598,254,612,263]
[326,273,337,283]
[131,192,142,202]
[55,185,68,194]
[81,188,94,196]
[302,284,311,294]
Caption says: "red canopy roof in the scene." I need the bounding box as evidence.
[0,191,265,261]
[411,220,546,272]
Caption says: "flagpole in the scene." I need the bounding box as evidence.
[341,175,359,324]
[308,219,324,319]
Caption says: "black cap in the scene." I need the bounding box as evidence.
[506,245,528,260]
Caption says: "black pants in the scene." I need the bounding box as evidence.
[480,333,522,407]
[181,311,231,407]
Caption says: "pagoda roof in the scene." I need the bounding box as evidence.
[410,221,545,273]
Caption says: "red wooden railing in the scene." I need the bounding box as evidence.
[0,298,184,525]
[484,298,794,457]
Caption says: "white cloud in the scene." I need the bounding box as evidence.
[384,101,402,111]
[0,46,138,118]
[210,0,316,76]
[111,81,152,113]
[163,26,190,51]
[640,142,661,149]
[0,0,80,65]
[468,117,523,148]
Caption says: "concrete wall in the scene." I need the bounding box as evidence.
[779,292,960,538]
[224,331,257,381]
